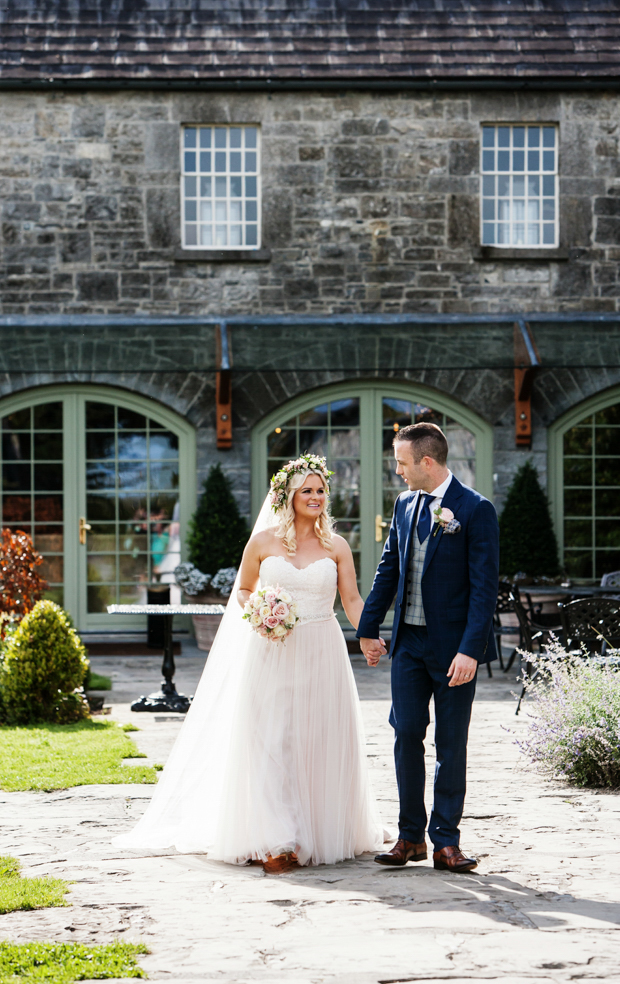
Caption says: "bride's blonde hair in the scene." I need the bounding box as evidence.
[275,469,334,556]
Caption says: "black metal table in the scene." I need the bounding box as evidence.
[107,603,225,713]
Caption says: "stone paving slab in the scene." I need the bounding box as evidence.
[1,654,619,982]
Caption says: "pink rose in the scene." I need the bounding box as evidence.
[264,590,277,605]
[263,614,280,629]
[273,602,289,620]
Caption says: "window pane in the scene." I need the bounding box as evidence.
[185,176,196,197]
[230,127,242,148]
[482,150,494,171]
[482,175,495,195]
[184,128,196,148]
[498,150,510,171]
[528,127,540,147]
[199,128,211,148]
[184,151,196,172]
[543,126,555,148]
[200,176,212,196]
[497,126,510,147]
[214,128,227,148]
[200,151,211,171]
[245,127,257,148]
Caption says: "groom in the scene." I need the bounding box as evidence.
[358,422,499,873]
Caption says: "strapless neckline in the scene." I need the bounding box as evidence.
[260,555,337,573]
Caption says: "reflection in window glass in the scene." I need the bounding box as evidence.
[1,402,64,605]
[85,403,181,612]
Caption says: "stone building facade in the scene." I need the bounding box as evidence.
[1,0,620,630]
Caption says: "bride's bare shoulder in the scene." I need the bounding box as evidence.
[330,533,352,558]
[247,528,279,551]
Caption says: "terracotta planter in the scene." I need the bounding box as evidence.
[189,593,228,652]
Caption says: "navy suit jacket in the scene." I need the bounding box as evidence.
[357,476,499,667]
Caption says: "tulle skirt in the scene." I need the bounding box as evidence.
[114,616,384,866]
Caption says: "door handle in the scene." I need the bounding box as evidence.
[375,514,388,542]
[79,517,91,546]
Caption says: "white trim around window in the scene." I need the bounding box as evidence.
[480,124,558,249]
[181,125,261,250]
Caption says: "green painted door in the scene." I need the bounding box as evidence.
[0,386,196,632]
[252,382,493,601]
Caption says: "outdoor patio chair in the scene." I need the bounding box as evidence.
[509,591,547,715]
[493,581,515,671]
[600,569,620,600]
[559,597,620,655]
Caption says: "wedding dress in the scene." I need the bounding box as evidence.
[114,531,384,865]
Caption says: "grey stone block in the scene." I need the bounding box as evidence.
[71,105,106,139]
[76,272,118,301]
[146,188,179,250]
[84,195,118,222]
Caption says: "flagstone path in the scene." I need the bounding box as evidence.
[1,651,619,983]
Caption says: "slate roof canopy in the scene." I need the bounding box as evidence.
[1,0,620,85]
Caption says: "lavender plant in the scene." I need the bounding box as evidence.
[517,639,620,788]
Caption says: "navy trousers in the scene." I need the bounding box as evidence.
[389,623,476,850]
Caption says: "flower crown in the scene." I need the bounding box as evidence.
[269,453,333,513]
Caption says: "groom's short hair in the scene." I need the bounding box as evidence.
[394,422,448,465]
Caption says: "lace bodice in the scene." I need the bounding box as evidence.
[259,556,337,623]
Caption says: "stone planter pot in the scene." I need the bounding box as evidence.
[189,593,228,652]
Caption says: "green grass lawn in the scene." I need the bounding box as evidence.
[0,941,148,983]
[0,857,70,915]
[0,720,158,791]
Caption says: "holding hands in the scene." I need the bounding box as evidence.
[360,636,387,667]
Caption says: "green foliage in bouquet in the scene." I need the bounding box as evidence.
[499,460,560,578]
[0,600,89,725]
[187,464,249,577]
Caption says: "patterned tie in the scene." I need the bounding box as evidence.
[417,493,434,544]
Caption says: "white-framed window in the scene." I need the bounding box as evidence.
[480,124,558,247]
[181,125,260,249]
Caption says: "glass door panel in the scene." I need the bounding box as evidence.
[267,397,362,604]
[1,401,64,605]
[84,401,181,614]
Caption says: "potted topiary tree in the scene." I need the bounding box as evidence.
[499,460,560,579]
[179,465,249,651]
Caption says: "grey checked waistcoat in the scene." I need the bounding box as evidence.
[403,527,431,626]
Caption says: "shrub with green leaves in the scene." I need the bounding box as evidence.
[517,640,620,788]
[499,460,560,578]
[187,463,249,576]
[0,600,89,725]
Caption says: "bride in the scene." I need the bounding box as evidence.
[114,453,385,871]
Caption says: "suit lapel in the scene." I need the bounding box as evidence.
[422,475,464,576]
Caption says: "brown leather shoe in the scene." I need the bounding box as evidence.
[433,845,478,873]
[375,839,427,866]
[262,852,299,874]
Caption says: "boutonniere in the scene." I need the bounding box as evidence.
[432,505,461,536]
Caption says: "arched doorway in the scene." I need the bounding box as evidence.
[252,382,493,596]
[0,385,196,630]
[549,386,620,581]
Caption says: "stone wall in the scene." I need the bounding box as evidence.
[1,87,619,316]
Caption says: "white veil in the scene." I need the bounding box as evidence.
[114,495,277,852]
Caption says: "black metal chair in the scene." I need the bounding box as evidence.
[559,597,620,655]
[493,581,515,671]
[510,590,547,714]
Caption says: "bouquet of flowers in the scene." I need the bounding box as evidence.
[243,584,299,643]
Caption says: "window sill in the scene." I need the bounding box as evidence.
[473,247,569,262]
[174,248,271,263]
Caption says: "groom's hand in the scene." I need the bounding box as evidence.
[447,653,478,687]
[360,636,387,667]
